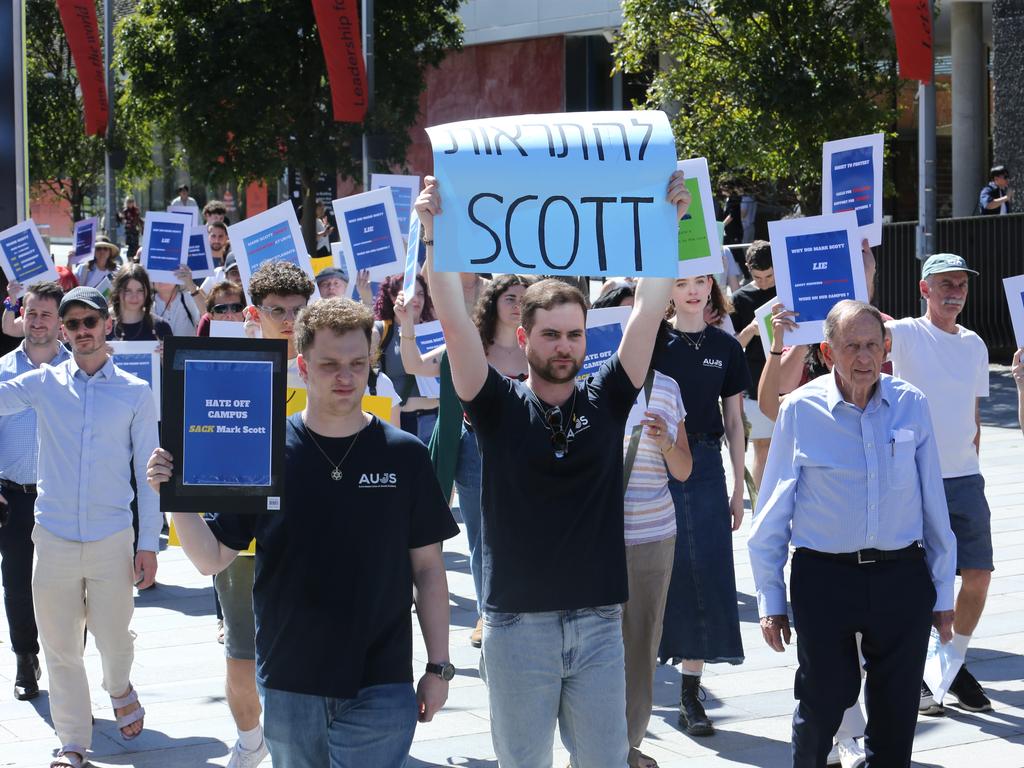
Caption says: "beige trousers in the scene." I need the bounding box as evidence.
[31,524,136,752]
[622,536,676,749]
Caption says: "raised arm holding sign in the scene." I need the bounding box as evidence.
[0,220,61,288]
[425,110,679,278]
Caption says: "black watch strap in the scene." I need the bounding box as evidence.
[425,661,455,681]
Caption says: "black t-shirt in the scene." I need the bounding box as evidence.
[206,414,458,699]
[463,355,638,613]
[108,318,173,342]
[652,326,750,436]
[730,282,776,399]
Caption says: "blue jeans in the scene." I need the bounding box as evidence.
[260,682,417,768]
[481,607,628,768]
[454,427,483,615]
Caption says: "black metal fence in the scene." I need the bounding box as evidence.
[873,213,1024,360]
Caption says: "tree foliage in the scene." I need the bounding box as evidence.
[116,0,462,247]
[615,0,897,210]
[27,0,157,223]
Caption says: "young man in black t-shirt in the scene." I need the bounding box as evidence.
[730,240,776,490]
[147,299,458,768]
[415,172,689,768]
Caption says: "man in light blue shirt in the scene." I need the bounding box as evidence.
[0,286,159,768]
[748,300,956,767]
[0,281,69,702]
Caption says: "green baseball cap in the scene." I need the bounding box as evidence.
[921,253,978,279]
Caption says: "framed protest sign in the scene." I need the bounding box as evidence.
[1002,275,1024,348]
[768,212,867,346]
[186,226,215,280]
[581,306,631,378]
[160,336,287,514]
[822,133,884,246]
[753,299,777,359]
[228,201,318,303]
[109,341,161,417]
[0,220,60,287]
[370,173,420,238]
[332,188,404,281]
[71,217,98,265]
[166,204,200,227]
[676,158,723,278]
[426,110,678,278]
[140,212,190,284]
[413,320,445,398]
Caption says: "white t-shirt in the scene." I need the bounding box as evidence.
[153,290,201,337]
[373,370,403,410]
[887,316,988,478]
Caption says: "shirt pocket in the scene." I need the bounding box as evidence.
[888,430,917,490]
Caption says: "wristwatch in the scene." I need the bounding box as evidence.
[425,661,456,681]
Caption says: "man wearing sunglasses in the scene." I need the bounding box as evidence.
[415,172,690,768]
[0,286,159,768]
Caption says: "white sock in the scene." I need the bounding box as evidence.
[952,632,971,660]
[237,724,263,751]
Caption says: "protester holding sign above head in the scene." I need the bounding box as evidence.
[396,273,532,647]
[74,236,121,289]
[415,170,690,768]
[107,265,173,342]
[885,253,994,716]
[0,285,159,768]
[148,297,459,768]
[372,274,439,444]
[654,274,749,739]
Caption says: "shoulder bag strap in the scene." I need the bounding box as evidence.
[623,369,656,489]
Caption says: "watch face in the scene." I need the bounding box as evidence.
[440,663,456,681]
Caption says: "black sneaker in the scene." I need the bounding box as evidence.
[948,665,992,712]
[679,674,714,736]
[919,681,945,716]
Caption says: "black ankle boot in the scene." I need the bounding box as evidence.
[679,674,713,736]
[14,653,40,700]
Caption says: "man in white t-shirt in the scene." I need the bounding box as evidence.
[886,253,992,715]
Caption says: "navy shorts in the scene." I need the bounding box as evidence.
[943,474,994,572]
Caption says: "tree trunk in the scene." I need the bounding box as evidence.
[69,179,83,224]
[300,176,318,256]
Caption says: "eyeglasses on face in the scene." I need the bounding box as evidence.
[63,316,102,332]
[545,407,569,459]
[257,304,305,322]
[212,302,245,315]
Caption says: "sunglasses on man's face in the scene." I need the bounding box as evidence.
[212,302,245,315]
[63,316,102,332]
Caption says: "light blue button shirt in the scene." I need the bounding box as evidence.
[748,371,957,618]
[0,356,161,552]
[0,341,71,485]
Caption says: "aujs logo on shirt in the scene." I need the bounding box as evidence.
[702,358,724,369]
[358,473,397,489]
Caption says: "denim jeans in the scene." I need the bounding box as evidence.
[260,682,418,768]
[454,426,483,615]
[481,606,628,768]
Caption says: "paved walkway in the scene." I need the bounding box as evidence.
[2,368,1024,767]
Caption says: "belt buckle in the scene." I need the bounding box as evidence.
[856,550,877,565]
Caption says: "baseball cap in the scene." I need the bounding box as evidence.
[315,266,348,283]
[59,286,109,317]
[224,254,237,272]
[921,253,978,279]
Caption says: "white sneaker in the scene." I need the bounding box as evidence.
[837,738,866,768]
[826,743,841,766]
[227,738,269,768]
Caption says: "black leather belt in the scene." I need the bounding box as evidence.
[0,478,37,495]
[798,543,924,565]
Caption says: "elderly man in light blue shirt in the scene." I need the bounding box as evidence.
[0,286,159,768]
[749,300,956,768]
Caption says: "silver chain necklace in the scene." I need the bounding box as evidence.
[304,421,365,481]
[679,324,708,351]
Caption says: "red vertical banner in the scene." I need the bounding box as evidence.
[56,0,109,136]
[245,182,269,218]
[311,0,368,123]
[889,0,934,83]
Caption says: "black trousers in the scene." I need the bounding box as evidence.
[0,487,38,655]
[790,550,935,768]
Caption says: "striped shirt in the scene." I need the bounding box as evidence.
[623,371,686,545]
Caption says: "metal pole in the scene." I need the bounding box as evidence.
[360,0,374,191]
[103,0,116,238]
[916,1,936,266]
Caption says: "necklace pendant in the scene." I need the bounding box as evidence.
[330,468,343,481]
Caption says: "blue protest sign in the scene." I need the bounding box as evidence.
[413,320,445,397]
[182,359,274,486]
[768,212,867,345]
[332,188,404,281]
[371,174,420,237]
[140,212,189,283]
[72,217,97,265]
[109,341,161,416]
[580,307,631,378]
[228,201,317,303]
[822,133,884,246]
[426,110,678,277]
[0,220,59,287]
[187,226,215,279]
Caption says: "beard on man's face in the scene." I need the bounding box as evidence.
[526,347,583,384]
